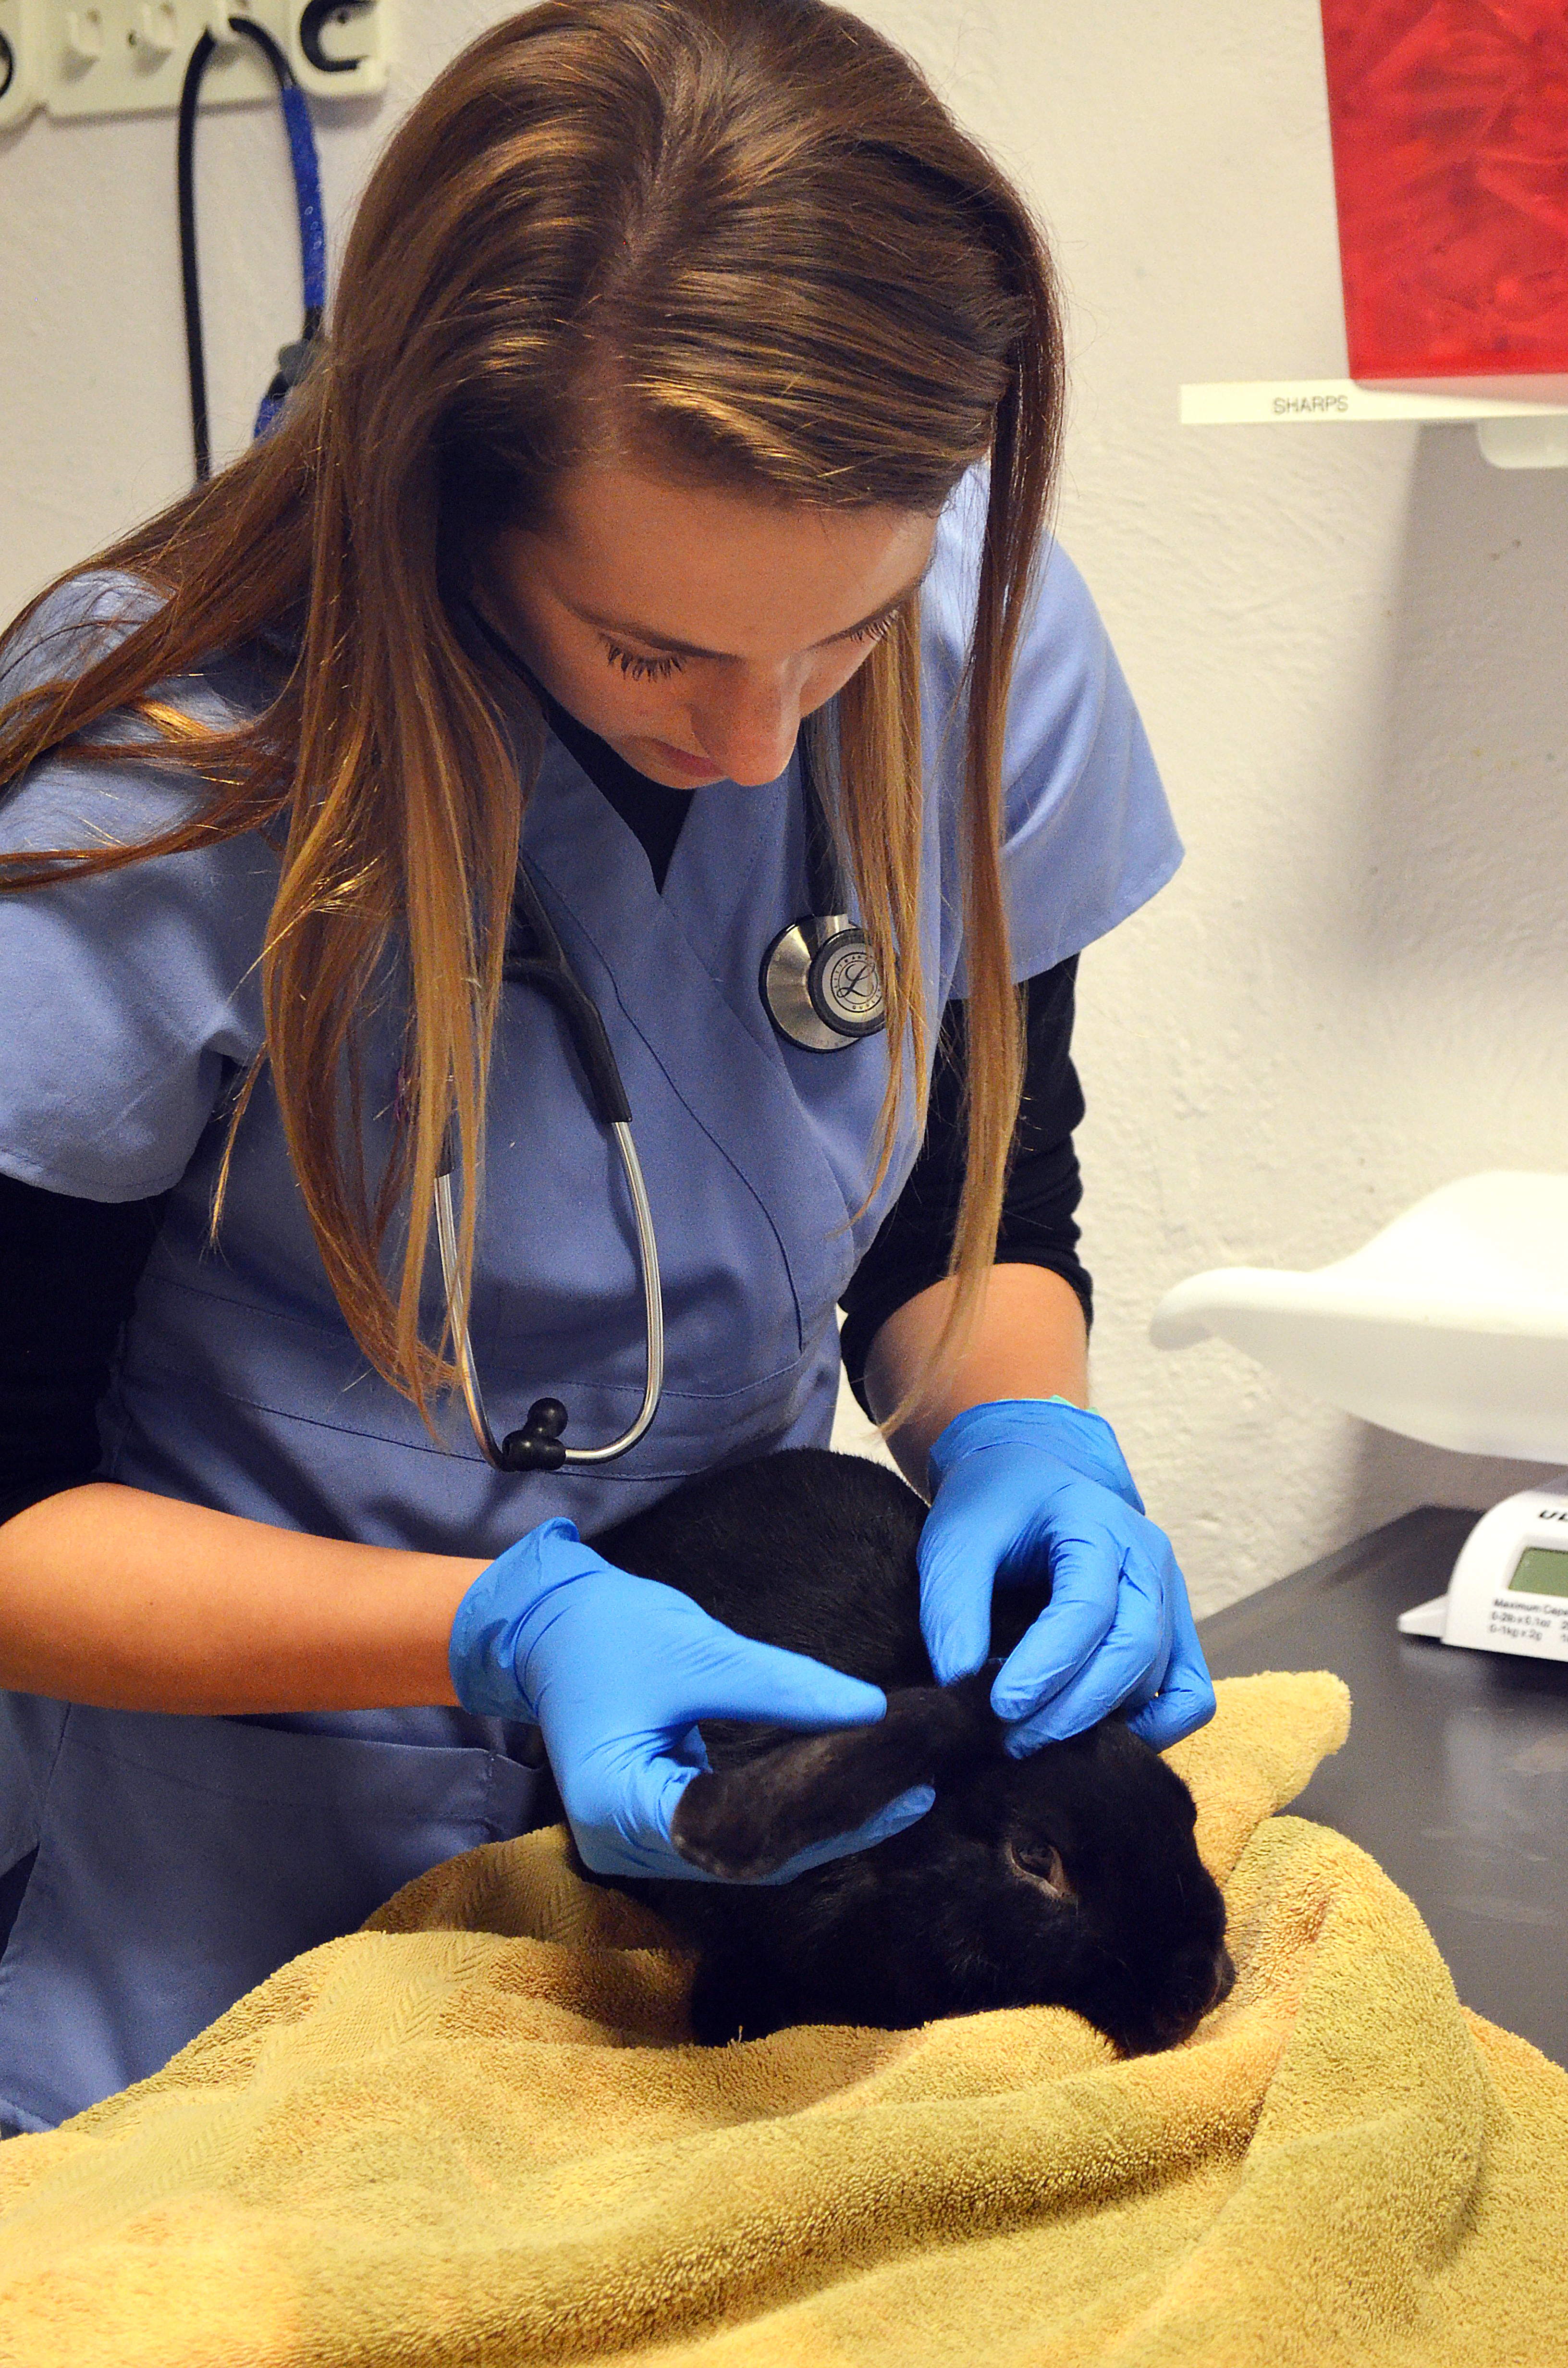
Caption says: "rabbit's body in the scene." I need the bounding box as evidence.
[582,1448,1232,2055]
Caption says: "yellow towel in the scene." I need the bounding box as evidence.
[1,1672,1564,2367]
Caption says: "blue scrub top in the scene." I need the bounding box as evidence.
[0,468,1181,2129]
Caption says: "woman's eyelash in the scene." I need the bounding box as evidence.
[600,606,899,680]
[602,641,683,680]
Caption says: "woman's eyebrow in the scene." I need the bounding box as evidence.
[573,562,932,661]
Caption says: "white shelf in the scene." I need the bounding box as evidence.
[1180,379,1568,469]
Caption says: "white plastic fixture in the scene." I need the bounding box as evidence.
[0,0,40,129]
[0,0,388,125]
[1475,413,1568,471]
[1151,1173,1568,1464]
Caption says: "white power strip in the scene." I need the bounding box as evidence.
[0,0,388,128]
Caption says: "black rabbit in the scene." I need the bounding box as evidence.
[572,1447,1233,2056]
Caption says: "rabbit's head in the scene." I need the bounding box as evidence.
[665,1672,1234,2056]
[592,1446,1232,2056]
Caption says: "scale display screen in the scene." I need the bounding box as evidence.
[1507,1545,1568,1600]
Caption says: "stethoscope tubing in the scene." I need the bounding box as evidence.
[434,1118,665,1470]
[435,605,882,1474]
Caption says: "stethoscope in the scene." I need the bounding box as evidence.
[436,611,887,1474]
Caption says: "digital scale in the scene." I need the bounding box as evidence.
[1397,1480,1568,1660]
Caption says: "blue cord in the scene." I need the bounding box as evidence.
[253,58,327,442]
[280,82,327,324]
[178,16,329,479]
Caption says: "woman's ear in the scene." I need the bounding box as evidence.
[670,1677,996,1880]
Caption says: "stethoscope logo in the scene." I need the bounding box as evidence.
[822,937,882,1021]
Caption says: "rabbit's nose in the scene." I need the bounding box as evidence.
[1145,1941,1236,2049]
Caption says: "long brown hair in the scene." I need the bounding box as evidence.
[0,0,1064,1424]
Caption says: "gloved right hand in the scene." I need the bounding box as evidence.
[449,1517,934,1882]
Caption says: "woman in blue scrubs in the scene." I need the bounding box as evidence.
[0,0,1213,2134]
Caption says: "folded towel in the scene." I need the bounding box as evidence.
[1,1671,1564,2367]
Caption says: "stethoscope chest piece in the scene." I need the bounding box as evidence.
[761,915,886,1052]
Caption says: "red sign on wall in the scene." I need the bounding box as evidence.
[1321,0,1568,385]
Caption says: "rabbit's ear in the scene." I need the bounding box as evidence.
[671,1677,997,1881]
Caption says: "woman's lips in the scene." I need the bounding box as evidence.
[647,740,724,780]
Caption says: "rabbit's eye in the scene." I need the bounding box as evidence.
[1005,1837,1074,1900]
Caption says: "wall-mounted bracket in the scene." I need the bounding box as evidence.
[0,0,42,131]
[0,0,387,123]
[1180,380,1568,471]
[1474,414,1568,472]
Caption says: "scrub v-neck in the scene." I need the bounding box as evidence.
[537,687,691,894]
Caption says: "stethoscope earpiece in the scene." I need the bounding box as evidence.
[760,915,886,1052]
[500,1397,570,1472]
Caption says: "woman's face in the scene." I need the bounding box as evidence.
[481,463,939,790]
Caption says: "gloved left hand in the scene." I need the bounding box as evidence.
[918,1397,1215,1755]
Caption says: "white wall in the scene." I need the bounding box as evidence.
[5,2,1566,1612]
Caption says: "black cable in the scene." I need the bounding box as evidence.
[226,11,293,81]
[177,28,219,482]
[177,16,322,486]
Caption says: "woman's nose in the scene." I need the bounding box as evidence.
[689,674,803,785]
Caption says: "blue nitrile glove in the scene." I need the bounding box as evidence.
[451,1518,934,1882]
[919,1398,1215,1756]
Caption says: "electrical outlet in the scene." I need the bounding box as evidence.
[11,0,387,122]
